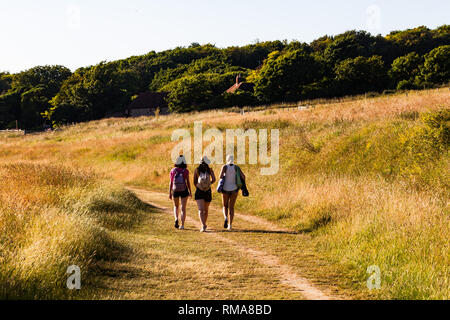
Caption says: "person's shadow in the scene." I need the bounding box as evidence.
[184,228,300,235]
[219,229,300,235]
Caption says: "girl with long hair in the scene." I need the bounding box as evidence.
[169,155,192,230]
[193,156,216,232]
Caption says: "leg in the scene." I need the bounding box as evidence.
[222,193,230,220]
[196,199,206,229]
[173,197,180,221]
[180,196,188,227]
[228,192,239,228]
[204,201,211,225]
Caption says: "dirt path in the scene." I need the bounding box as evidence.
[126,187,338,300]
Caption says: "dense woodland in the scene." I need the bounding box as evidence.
[0,25,449,129]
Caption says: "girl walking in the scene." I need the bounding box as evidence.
[219,155,246,231]
[169,155,192,230]
[193,156,216,232]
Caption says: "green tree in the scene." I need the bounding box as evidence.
[253,49,324,102]
[224,41,286,69]
[0,65,71,129]
[48,62,138,124]
[324,31,375,65]
[148,65,188,92]
[0,72,12,94]
[323,31,398,67]
[20,86,52,128]
[386,26,450,56]
[419,45,450,85]
[149,55,247,92]
[310,36,333,55]
[161,72,239,112]
[1,25,447,127]
[11,65,71,96]
[389,52,423,89]
[433,25,450,47]
[334,56,388,94]
[0,91,20,129]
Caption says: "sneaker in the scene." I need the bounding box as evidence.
[224,219,228,229]
[179,226,185,230]
[227,224,232,231]
[174,219,179,229]
[200,227,205,232]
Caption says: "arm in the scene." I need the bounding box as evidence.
[239,168,246,181]
[219,165,226,179]
[210,169,216,184]
[193,168,199,189]
[169,178,173,200]
[186,172,192,196]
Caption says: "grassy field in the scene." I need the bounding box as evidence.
[0,88,448,299]
[0,163,151,299]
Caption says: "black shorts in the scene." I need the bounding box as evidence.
[173,189,189,199]
[195,188,212,202]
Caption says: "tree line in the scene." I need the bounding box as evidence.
[0,25,449,129]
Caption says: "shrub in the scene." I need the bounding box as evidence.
[399,109,450,179]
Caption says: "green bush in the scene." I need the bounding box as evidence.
[420,45,450,85]
[399,109,449,180]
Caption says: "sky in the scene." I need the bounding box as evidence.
[0,0,448,73]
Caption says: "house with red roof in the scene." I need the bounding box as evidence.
[226,75,255,94]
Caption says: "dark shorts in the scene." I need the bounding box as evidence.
[195,188,212,202]
[222,189,239,195]
[173,189,189,199]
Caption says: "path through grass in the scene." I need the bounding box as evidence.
[93,188,367,300]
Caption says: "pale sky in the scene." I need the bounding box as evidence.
[0,0,448,73]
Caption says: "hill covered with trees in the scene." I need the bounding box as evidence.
[0,25,449,129]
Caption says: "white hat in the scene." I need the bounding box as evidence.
[175,155,186,165]
[226,154,234,164]
[201,156,211,165]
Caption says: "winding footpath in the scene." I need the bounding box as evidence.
[124,187,340,300]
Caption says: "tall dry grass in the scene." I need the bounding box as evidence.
[0,88,448,299]
[0,162,149,299]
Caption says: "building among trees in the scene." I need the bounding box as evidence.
[226,75,255,94]
[125,92,169,117]
[1,26,448,129]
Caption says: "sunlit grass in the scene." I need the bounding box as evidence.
[0,162,150,299]
[0,88,448,299]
